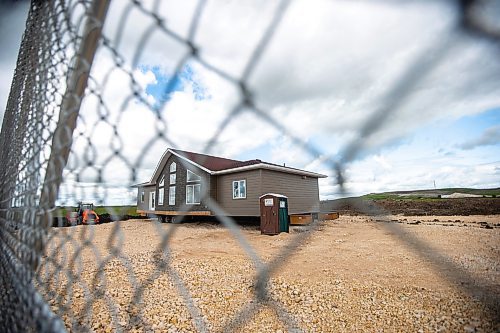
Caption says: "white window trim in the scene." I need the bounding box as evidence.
[187,169,201,182]
[158,187,164,205]
[170,173,176,185]
[140,191,145,203]
[169,186,176,206]
[170,162,176,173]
[158,174,165,205]
[149,192,155,210]
[232,180,247,199]
[186,184,201,204]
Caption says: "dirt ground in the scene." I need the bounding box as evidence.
[41,215,500,332]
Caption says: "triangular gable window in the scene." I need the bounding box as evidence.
[187,170,201,182]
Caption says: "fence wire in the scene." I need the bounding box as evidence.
[0,0,499,332]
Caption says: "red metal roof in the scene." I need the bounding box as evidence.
[138,148,327,186]
[168,148,327,178]
[171,149,261,172]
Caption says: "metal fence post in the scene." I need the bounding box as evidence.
[38,0,111,218]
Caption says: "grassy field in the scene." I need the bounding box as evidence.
[362,187,500,200]
[322,189,500,215]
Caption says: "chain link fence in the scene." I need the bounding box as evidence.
[0,0,499,332]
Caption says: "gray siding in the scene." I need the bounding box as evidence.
[260,169,320,214]
[138,154,322,217]
[137,185,155,211]
[154,154,213,212]
[217,169,320,216]
[216,169,262,216]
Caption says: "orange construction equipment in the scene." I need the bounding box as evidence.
[67,202,100,225]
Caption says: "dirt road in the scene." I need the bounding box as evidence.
[41,215,500,332]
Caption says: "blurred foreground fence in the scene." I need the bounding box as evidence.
[0,0,499,332]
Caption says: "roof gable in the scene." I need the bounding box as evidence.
[144,148,327,185]
[149,150,173,184]
[171,149,260,171]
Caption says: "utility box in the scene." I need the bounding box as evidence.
[259,193,289,235]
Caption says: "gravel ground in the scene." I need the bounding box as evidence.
[39,215,500,332]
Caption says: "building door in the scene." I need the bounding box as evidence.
[260,196,279,235]
[149,192,155,210]
[278,198,289,233]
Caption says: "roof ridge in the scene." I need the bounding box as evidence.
[169,148,326,177]
[260,160,306,171]
[171,148,244,163]
[171,148,257,172]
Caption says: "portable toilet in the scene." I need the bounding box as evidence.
[259,193,289,235]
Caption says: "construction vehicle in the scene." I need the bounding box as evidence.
[67,202,100,225]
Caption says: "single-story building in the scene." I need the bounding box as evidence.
[135,148,326,219]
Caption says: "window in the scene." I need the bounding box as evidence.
[140,191,145,203]
[158,175,165,205]
[186,184,201,204]
[149,192,155,210]
[187,170,201,182]
[233,180,246,199]
[167,162,176,204]
[169,186,176,205]
[158,188,164,205]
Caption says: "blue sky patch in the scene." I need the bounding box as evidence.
[140,64,209,105]
[410,107,500,152]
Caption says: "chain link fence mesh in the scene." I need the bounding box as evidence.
[0,0,499,332]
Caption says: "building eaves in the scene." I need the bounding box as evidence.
[213,162,327,178]
[145,148,327,186]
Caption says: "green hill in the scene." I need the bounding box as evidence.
[362,187,500,200]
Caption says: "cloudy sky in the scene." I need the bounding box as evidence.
[1,0,499,205]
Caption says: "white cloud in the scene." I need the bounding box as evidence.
[65,0,500,203]
[2,0,499,205]
[373,155,393,170]
[246,0,500,157]
[194,0,281,78]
